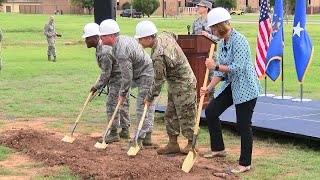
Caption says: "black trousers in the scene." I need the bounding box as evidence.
[205,84,257,166]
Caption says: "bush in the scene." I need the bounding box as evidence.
[245,6,253,13]
[215,0,236,10]
[122,2,131,10]
[133,0,160,17]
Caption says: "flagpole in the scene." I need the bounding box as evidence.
[273,56,292,100]
[265,77,267,95]
[259,76,275,97]
[292,84,312,102]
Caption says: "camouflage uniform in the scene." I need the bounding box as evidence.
[192,17,219,42]
[146,32,197,140]
[192,17,219,98]
[0,29,2,71]
[94,40,130,131]
[112,35,155,138]
[44,22,56,58]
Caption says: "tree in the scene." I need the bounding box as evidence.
[214,0,236,10]
[133,0,160,17]
[70,0,94,15]
[0,0,7,7]
[122,2,131,10]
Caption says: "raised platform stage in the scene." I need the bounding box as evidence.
[155,96,320,141]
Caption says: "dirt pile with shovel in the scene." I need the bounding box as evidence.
[1,129,239,179]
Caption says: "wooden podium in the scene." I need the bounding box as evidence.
[177,35,216,108]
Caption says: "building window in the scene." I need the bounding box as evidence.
[308,0,311,5]
[246,0,248,6]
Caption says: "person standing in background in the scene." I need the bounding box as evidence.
[44,16,60,62]
[192,0,219,98]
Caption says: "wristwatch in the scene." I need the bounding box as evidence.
[214,65,220,71]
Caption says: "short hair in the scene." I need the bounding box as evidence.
[212,21,230,37]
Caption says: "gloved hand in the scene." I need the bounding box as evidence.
[90,87,97,94]
[56,34,62,37]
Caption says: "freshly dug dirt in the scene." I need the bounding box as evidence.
[1,129,239,180]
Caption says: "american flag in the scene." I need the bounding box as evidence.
[254,0,271,79]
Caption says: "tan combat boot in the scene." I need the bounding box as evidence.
[157,135,180,155]
[180,139,193,155]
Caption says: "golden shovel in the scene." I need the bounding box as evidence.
[61,92,93,143]
[127,104,148,156]
[94,101,121,149]
[182,44,215,173]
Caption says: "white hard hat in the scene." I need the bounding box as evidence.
[99,19,120,36]
[207,7,231,27]
[82,23,100,38]
[134,20,158,39]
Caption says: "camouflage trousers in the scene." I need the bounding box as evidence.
[47,37,56,56]
[106,83,130,131]
[132,76,155,138]
[164,83,197,140]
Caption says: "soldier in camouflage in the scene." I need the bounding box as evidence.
[192,0,219,42]
[0,29,2,71]
[135,21,197,155]
[44,16,59,62]
[99,19,155,149]
[192,0,219,98]
[82,23,131,143]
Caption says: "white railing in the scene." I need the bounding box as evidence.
[179,7,197,15]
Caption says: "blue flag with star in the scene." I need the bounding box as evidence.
[265,0,283,81]
[292,0,314,83]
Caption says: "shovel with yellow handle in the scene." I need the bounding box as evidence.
[61,92,93,143]
[94,101,121,149]
[127,104,148,156]
[182,43,215,173]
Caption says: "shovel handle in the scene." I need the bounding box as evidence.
[75,92,93,123]
[102,101,121,139]
[137,104,148,130]
[193,44,215,135]
[132,104,148,141]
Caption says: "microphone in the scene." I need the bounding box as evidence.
[187,25,191,35]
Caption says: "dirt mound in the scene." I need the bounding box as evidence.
[1,129,239,179]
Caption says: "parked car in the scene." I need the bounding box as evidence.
[120,9,143,18]
[230,9,245,15]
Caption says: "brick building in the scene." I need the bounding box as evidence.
[117,0,320,16]
[0,0,83,14]
[1,0,319,15]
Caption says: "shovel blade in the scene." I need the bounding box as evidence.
[181,149,198,173]
[61,135,76,143]
[94,141,108,149]
[127,141,140,156]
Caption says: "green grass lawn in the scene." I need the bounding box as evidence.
[0,13,320,179]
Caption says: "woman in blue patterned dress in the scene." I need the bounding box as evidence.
[200,7,262,174]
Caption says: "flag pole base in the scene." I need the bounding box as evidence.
[292,98,312,102]
[273,96,292,100]
[259,94,275,97]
